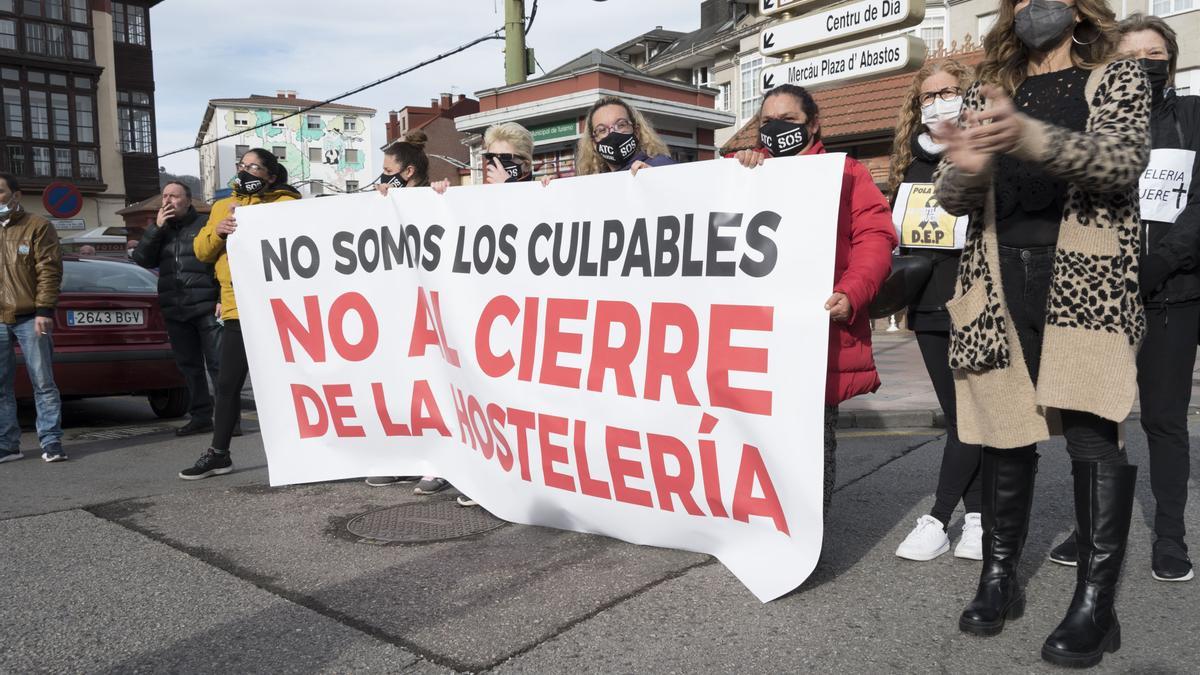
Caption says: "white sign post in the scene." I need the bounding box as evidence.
[760,0,926,56]
[761,34,926,92]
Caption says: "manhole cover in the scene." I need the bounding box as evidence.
[346,501,507,543]
[72,425,176,441]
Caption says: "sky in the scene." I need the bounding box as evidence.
[150,1,702,177]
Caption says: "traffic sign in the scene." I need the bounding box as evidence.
[42,181,83,218]
[760,34,926,92]
[760,0,840,16]
[760,0,926,56]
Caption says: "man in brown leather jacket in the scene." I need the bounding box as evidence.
[0,173,65,464]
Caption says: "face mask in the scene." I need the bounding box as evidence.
[596,131,639,166]
[920,96,963,126]
[498,158,527,182]
[1013,0,1076,53]
[235,171,266,195]
[0,201,10,218]
[1138,58,1170,93]
[758,119,811,157]
[380,172,406,188]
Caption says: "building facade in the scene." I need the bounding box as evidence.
[384,93,480,186]
[195,91,376,202]
[0,0,161,236]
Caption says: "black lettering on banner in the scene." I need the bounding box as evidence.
[473,225,497,274]
[578,221,598,277]
[622,218,652,277]
[358,228,380,274]
[529,222,553,275]
[740,211,781,277]
[655,215,681,277]
[332,231,356,275]
[452,225,472,274]
[707,212,742,277]
[552,222,580,276]
[496,224,518,275]
[290,236,320,279]
[600,219,626,276]
[422,225,443,272]
[682,214,704,277]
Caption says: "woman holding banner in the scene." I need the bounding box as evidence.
[576,96,674,175]
[934,0,1150,665]
[1045,14,1200,583]
[887,60,985,563]
[731,84,897,516]
[179,148,300,481]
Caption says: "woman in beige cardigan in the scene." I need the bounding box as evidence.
[934,0,1150,667]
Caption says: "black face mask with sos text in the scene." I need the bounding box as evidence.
[596,131,639,166]
[379,172,406,188]
[759,120,811,157]
[235,171,266,195]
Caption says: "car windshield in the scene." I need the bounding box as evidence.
[61,258,158,294]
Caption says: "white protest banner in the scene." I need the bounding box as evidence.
[761,34,925,92]
[1139,148,1194,224]
[228,155,842,602]
[760,0,926,57]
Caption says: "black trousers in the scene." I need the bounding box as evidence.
[916,329,983,523]
[1138,301,1200,544]
[211,319,248,453]
[996,245,1125,465]
[164,313,221,422]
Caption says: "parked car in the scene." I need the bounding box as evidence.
[59,226,131,257]
[14,255,190,418]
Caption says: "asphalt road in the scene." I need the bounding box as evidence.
[2,397,1198,673]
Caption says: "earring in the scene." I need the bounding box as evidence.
[1071,22,1099,46]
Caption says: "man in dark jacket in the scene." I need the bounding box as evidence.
[0,172,65,463]
[132,181,221,436]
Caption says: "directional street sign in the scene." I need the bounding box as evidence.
[760,0,926,56]
[760,34,926,92]
[760,0,841,17]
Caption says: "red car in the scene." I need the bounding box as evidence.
[14,255,190,417]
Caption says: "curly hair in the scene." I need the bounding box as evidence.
[575,96,670,176]
[977,0,1119,94]
[886,59,974,200]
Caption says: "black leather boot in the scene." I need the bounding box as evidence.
[1049,530,1078,567]
[959,449,1038,636]
[1041,461,1138,668]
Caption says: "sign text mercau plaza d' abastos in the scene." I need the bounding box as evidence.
[759,0,926,56]
[760,34,926,92]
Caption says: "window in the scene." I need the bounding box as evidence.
[70,28,87,59]
[2,87,21,137]
[345,180,359,192]
[272,145,286,159]
[235,144,249,159]
[32,146,50,175]
[69,0,86,23]
[47,72,65,86]
[5,145,23,174]
[345,149,360,163]
[909,7,946,50]
[740,55,764,120]
[271,113,285,128]
[24,21,44,54]
[716,82,731,112]
[78,148,96,178]
[1152,0,1195,15]
[692,66,711,88]
[1,67,16,80]
[0,19,14,50]
[45,0,62,20]
[50,92,68,141]
[29,91,47,139]
[306,114,320,130]
[0,0,12,12]
[117,105,152,152]
[112,2,146,45]
[73,75,89,88]
[54,147,70,176]
[343,116,357,131]
[44,23,64,56]
[1176,68,1198,96]
[308,147,322,162]
[23,0,41,16]
[62,258,158,293]
[977,12,997,39]
[74,94,91,142]
[28,70,43,84]
[233,112,250,127]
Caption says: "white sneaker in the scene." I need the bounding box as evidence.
[896,514,950,561]
[954,512,984,560]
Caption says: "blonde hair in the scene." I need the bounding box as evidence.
[575,96,670,176]
[978,0,1119,93]
[887,59,974,199]
[484,122,535,172]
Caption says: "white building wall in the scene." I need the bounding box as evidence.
[199,104,375,202]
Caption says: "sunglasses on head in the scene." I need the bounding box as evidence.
[483,152,528,163]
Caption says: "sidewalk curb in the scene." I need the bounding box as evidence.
[838,409,945,430]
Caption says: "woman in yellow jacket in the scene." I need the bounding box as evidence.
[179,148,300,480]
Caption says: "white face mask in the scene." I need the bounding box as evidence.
[920,96,964,126]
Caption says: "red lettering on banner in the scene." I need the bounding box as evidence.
[708,305,773,415]
[487,403,515,472]
[647,433,705,516]
[323,384,365,438]
[587,301,641,397]
[372,382,410,436]
[606,425,653,507]
[518,297,539,382]
[573,419,612,500]
[476,295,519,377]
[291,384,328,437]
[644,303,700,406]
[328,292,379,362]
[408,287,460,367]
[538,413,576,492]
[540,298,587,388]
[732,443,789,535]
[507,407,536,481]
[468,394,494,460]
[450,386,479,449]
[372,380,449,438]
[698,436,729,519]
[272,296,325,362]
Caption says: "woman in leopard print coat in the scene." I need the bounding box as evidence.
[933,0,1150,667]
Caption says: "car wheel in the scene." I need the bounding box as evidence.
[148,387,190,418]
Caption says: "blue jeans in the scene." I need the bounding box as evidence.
[0,317,63,450]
